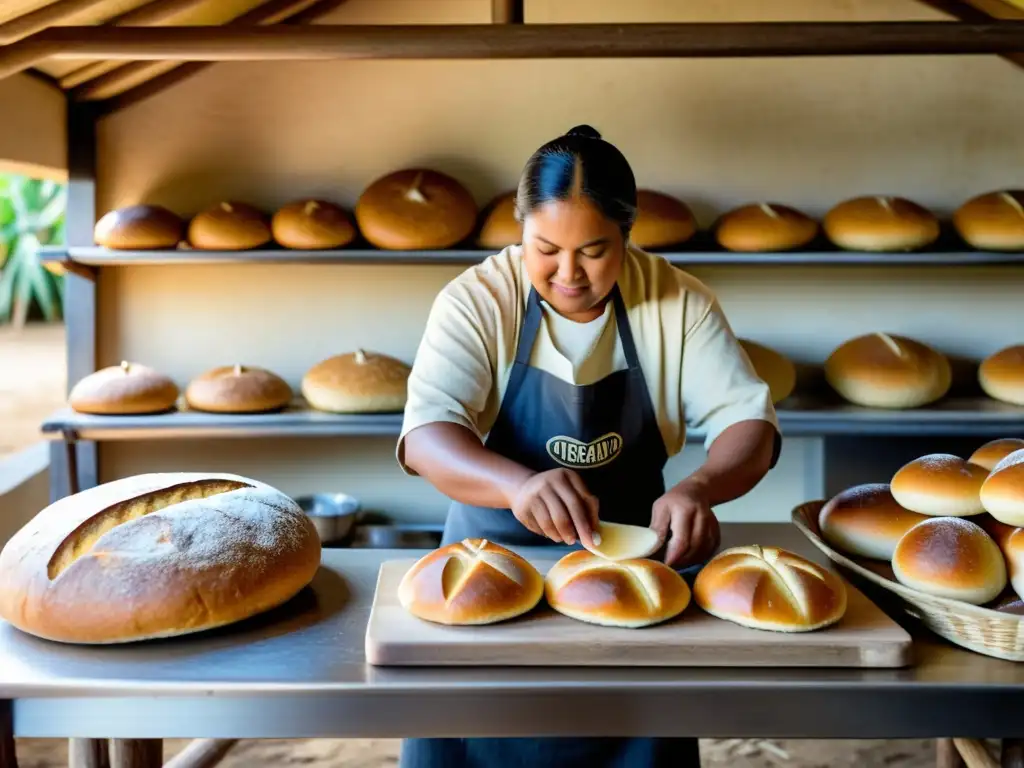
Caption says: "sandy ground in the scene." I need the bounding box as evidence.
[0,324,942,766]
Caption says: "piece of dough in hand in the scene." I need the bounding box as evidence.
[583,521,662,561]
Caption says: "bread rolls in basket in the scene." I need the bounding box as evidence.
[0,473,321,644]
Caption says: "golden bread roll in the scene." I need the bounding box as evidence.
[188,201,272,251]
[969,438,1024,472]
[739,339,797,404]
[822,195,940,252]
[69,361,179,415]
[93,204,184,250]
[271,199,356,250]
[977,515,1024,601]
[356,169,478,250]
[693,545,847,632]
[824,332,951,409]
[890,453,988,517]
[583,521,662,561]
[818,483,929,560]
[185,364,293,414]
[980,449,1024,527]
[476,192,522,249]
[953,190,1024,251]
[714,203,818,252]
[892,517,1006,604]
[544,550,690,628]
[398,538,543,625]
[301,349,410,413]
[631,190,697,249]
[979,345,1024,406]
[0,472,321,644]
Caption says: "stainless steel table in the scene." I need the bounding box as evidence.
[2,522,1024,746]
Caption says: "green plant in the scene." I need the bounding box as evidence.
[0,173,66,328]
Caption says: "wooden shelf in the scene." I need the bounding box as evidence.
[39,246,1024,270]
[41,397,1024,442]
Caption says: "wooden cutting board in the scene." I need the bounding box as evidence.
[364,558,913,668]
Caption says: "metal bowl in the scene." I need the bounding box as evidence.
[296,493,361,545]
[349,523,443,550]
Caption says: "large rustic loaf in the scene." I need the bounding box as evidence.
[0,473,321,644]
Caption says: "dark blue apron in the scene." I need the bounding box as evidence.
[400,285,702,768]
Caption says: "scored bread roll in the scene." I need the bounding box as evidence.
[969,438,1024,472]
[823,195,940,252]
[356,169,478,250]
[0,472,321,644]
[583,521,662,561]
[818,483,929,560]
[739,339,797,404]
[890,454,988,517]
[271,199,356,250]
[476,192,522,249]
[693,545,847,632]
[302,349,410,413]
[544,550,691,628]
[979,345,1024,406]
[398,538,543,625]
[714,203,818,252]
[94,204,184,250]
[980,449,1024,527]
[953,190,1024,251]
[188,202,272,251]
[185,364,293,414]
[892,517,1006,605]
[824,332,951,409]
[631,190,697,249]
[69,361,179,415]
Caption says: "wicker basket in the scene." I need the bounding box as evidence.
[792,500,1024,662]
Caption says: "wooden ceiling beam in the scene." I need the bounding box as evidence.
[913,0,1024,68]
[0,0,111,45]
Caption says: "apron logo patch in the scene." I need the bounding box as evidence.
[545,433,623,470]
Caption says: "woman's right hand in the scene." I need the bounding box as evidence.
[508,468,600,547]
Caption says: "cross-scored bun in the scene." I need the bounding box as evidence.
[981,449,1024,527]
[398,539,543,625]
[890,454,988,517]
[693,545,847,632]
[544,550,690,628]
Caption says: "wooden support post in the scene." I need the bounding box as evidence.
[1002,739,1024,768]
[0,701,16,768]
[940,739,968,768]
[163,740,238,768]
[109,740,161,768]
[953,739,999,768]
[492,0,523,24]
[69,739,109,768]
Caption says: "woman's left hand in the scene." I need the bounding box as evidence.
[649,479,721,568]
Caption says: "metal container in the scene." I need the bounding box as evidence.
[350,523,443,550]
[296,493,361,545]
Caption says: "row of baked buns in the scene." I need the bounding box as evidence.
[819,438,1024,606]
[93,181,1024,254]
[67,351,411,416]
[399,526,847,633]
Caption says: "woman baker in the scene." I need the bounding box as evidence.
[396,124,782,768]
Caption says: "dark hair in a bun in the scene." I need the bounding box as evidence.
[516,124,637,237]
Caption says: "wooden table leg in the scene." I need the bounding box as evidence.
[1002,739,1024,768]
[163,739,238,768]
[69,739,109,768]
[109,740,161,768]
[939,739,967,768]
[0,701,16,768]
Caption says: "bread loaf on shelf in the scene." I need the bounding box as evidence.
[822,196,940,252]
[714,203,818,252]
[271,199,356,250]
[824,332,951,409]
[693,545,847,632]
[476,192,522,249]
[969,438,1024,472]
[356,169,478,250]
[188,201,272,251]
[892,517,1006,605]
[68,361,179,415]
[630,190,697,249]
[185,364,293,414]
[94,204,184,250]
[818,483,928,560]
[890,454,988,517]
[953,190,1024,251]
[738,339,797,404]
[980,449,1024,527]
[398,538,543,625]
[979,345,1024,406]
[544,550,690,628]
[301,349,410,413]
[0,472,321,644]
